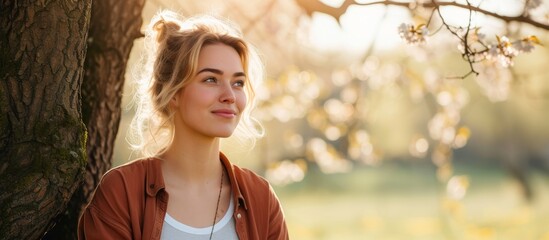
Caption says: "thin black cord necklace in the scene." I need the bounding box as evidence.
[209,167,224,240]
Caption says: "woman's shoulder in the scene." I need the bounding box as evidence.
[89,158,162,207]
[230,164,275,201]
[231,164,269,186]
[104,157,159,178]
[97,158,161,192]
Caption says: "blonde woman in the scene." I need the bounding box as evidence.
[78,10,288,240]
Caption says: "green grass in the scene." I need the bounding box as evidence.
[274,162,549,240]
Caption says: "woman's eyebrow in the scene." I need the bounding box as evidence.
[197,68,223,75]
[197,68,246,77]
[233,72,246,77]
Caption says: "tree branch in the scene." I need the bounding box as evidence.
[295,0,549,31]
[294,0,355,21]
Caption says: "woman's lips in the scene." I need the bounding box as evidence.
[212,109,237,118]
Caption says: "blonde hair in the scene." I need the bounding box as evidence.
[129,10,264,157]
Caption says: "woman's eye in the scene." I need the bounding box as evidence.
[204,77,217,83]
[233,80,245,87]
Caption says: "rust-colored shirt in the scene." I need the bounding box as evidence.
[78,153,289,240]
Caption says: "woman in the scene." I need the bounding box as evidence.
[78,10,288,240]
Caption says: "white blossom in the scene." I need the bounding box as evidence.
[398,23,429,45]
[498,36,518,57]
[457,28,485,55]
[497,55,514,68]
[483,36,530,67]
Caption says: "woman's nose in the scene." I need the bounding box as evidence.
[219,82,236,103]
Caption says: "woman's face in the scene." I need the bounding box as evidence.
[171,43,247,139]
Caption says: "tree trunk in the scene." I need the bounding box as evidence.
[0,1,91,239]
[42,0,146,239]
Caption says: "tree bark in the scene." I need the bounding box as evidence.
[0,1,91,239]
[42,0,146,238]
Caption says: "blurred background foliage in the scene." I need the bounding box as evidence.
[113,0,549,239]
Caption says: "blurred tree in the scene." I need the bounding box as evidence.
[284,0,549,201]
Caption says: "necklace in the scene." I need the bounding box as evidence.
[209,167,224,240]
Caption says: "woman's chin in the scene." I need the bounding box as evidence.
[213,130,236,139]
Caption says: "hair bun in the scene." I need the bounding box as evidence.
[152,17,181,43]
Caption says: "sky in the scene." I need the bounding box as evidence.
[306,0,528,53]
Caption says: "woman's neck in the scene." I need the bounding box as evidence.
[160,135,222,183]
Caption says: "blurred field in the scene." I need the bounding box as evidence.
[273,162,549,240]
[113,112,549,240]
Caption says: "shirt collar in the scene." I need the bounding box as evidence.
[220,152,248,210]
[145,157,165,197]
[144,153,248,210]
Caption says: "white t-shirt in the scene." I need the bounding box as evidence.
[160,196,239,240]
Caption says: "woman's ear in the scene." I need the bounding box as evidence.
[170,92,180,107]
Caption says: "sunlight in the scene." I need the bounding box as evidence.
[306,0,523,55]
[307,4,407,53]
[109,1,549,240]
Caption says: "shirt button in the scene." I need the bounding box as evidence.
[237,213,242,219]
